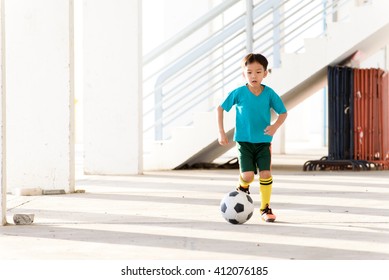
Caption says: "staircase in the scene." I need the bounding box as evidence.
[143,0,389,170]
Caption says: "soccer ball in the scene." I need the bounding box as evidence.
[220,190,254,224]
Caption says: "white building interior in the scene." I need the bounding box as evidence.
[1,0,389,225]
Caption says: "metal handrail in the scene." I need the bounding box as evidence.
[143,0,353,141]
[150,0,275,140]
[143,0,241,65]
[143,48,244,133]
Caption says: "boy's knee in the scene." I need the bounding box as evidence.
[260,170,271,179]
[241,171,255,183]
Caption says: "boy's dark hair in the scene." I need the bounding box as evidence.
[241,53,268,71]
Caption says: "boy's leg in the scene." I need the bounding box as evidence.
[259,171,276,222]
[257,143,276,222]
[236,142,256,194]
[259,171,273,210]
[238,171,254,193]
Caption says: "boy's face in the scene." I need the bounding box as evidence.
[242,62,267,88]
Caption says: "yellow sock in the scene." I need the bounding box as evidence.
[260,177,273,210]
[239,175,253,190]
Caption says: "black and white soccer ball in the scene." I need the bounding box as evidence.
[220,190,254,224]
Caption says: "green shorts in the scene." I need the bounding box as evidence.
[236,142,271,173]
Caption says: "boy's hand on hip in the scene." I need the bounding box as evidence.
[264,125,277,136]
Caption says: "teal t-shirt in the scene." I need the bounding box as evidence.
[220,84,287,143]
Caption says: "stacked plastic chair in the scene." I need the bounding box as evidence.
[303,66,389,171]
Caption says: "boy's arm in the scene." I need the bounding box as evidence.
[264,112,287,136]
[217,105,229,146]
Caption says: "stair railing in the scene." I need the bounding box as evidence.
[143,0,353,143]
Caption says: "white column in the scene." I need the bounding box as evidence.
[83,0,142,175]
[6,0,75,193]
[0,0,6,225]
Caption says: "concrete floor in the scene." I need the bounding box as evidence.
[1,162,389,260]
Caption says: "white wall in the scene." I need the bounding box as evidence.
[142,0,221,54]
[360,47,387,68]
[0,0,6,225]
[6,0,74,192]
[83,0,142,175]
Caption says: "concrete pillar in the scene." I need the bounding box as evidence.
[6,0,75,193]
[83,0,142,175]
[0,0,6,226]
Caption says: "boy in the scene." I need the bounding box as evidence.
[217,53,287,222]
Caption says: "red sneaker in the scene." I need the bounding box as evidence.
[261,205,276,222]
